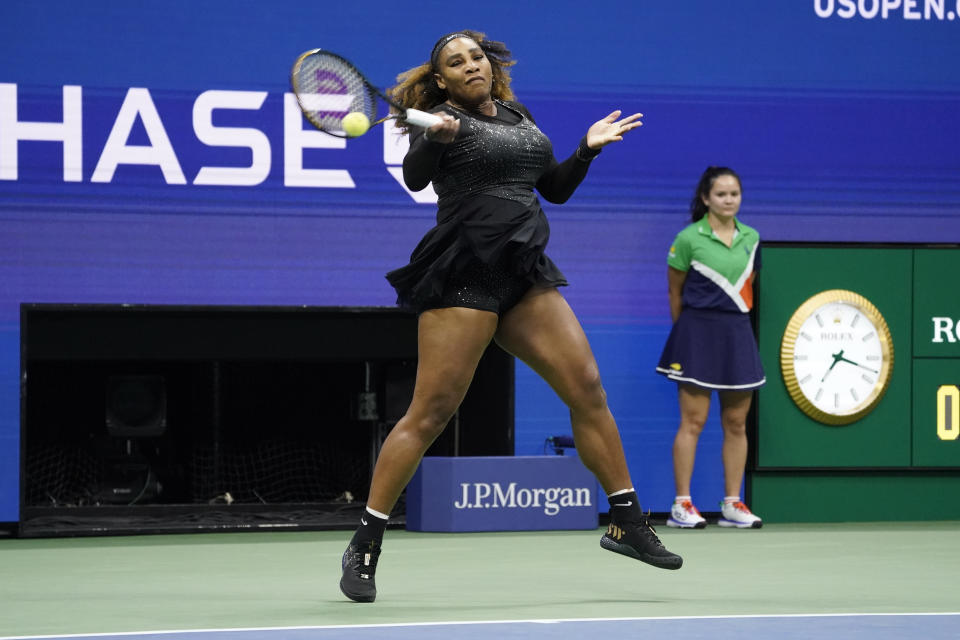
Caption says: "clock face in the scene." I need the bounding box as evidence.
[781,290,894,425]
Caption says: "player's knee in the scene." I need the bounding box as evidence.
[410,394,460,441]
[569,366,607,411]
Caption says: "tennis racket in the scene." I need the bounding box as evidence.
[291,49,442,137]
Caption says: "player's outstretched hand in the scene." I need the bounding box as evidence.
[585,110,643,150]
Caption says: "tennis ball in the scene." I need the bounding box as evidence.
[342,112,370,137]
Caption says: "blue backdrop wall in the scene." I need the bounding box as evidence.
[2,0,959,522]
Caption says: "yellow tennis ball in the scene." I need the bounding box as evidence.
[342,112,370,137]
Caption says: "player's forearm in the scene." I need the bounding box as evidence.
[535,139,597,204]
[402,131,445,191]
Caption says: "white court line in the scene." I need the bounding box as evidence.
[2,612,959,640]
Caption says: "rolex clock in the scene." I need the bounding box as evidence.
[780,289,894,425]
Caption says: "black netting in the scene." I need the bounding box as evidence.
[24,443,104,507]
[25,438,370,507]
[190,439,369,504]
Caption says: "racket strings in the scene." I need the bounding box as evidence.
[293,53,378,135]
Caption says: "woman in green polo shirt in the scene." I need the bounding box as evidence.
[656,166,765,530]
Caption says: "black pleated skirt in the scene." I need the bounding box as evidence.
[386,194,567,312]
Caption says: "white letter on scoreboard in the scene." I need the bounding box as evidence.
[91,88,186,184]
[931,317,957,343]
[881,0,903,18]
[814,0,835,18]
[282,93,354,188]
[193,90,271,186]
[0,83,83,182]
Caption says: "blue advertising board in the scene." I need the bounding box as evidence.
[1,1,959,523]
[406,456,598,532]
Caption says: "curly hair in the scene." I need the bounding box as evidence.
[388,29,516,133]
[690,166,742,222]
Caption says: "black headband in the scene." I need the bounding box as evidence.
[430,32,472,68]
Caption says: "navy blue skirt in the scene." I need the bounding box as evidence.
[656,307,766,390]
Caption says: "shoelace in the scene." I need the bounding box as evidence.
[345,544,380,575]
[730,501,751,513]
[636,518,666,549]
[681,500,701,515]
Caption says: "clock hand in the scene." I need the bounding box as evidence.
[821,364,835,382]
[820,350,844,382]
[836,353,879,374]
[834,351,877,373]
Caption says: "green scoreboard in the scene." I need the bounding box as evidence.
[752,245,960,522]
[912,249,960,464]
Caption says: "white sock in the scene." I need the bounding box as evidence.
[674,495,691,504]
[723,496,740,505]
[365,506,390,520]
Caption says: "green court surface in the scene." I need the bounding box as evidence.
[1,522,957,637]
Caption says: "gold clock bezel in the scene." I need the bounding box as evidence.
[780,289,894,426]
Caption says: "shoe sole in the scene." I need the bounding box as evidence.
[666,517,706,529]
[717,518,763,529]
[340,577,376,603]
[600,536,683,570]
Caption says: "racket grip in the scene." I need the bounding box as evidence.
[404,109,443,128]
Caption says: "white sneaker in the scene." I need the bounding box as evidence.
[718,501,762,528]
[667,500,706,528]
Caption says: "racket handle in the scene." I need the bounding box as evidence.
[405,109,443,128]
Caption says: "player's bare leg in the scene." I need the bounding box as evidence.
[496,287,682,570]
[341,307,498,602]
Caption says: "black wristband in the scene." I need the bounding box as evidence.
[575,137,601,162]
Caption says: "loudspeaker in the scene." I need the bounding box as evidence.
[105,375,167,438]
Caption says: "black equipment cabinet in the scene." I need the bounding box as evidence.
[20,304,514,536]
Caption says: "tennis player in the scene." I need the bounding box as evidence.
[341,30,682,603]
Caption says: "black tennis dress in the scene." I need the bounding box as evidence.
[386,100,599,313]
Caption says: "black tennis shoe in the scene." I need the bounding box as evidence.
[601,518,683,570]
[340,540,381,602]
